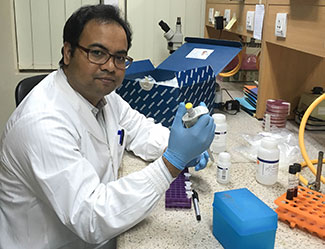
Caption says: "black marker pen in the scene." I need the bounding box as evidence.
[192,189,201,221]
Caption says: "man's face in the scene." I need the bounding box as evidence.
[63,19,128,106]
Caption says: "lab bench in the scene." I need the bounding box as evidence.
[117,106,325,249]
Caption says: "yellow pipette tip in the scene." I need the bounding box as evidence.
[185,103,193,110]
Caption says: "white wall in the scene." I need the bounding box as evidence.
[0,0,100,133]
[15,0,100,70]
[0,0,206,134]
[127,0,206,66]
[0,0,36,134]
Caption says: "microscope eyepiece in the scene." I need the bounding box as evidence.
[158,20,170,33]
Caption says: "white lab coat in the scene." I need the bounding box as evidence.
[0,69,172,249]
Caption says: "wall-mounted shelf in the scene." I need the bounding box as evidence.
[205,0,325,119]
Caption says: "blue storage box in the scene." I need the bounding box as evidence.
[213,188,278,249]
[116,37,242,127]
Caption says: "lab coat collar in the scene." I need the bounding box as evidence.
[54,69,108,145]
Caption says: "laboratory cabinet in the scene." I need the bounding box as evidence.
[205,0,325,119]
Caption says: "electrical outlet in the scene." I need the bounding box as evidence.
[246,11,255,31]
[275,13,287,38]
[224,9,231,26]
[209,8,214,24]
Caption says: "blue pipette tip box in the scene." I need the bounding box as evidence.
[212,188,278,249]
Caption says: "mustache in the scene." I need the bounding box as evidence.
[94,74,115,79]
[94,70,115,78]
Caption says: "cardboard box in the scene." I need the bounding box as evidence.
[213,188,278,249]
[116,37,242,127]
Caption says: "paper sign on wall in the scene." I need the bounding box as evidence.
[253,4,265,40]
[103,0,118,6]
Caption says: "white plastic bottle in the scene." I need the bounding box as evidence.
[217,152,231,184]
[256,137,280,185]
[210,114,227,154]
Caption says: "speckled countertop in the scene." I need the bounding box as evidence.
[117,83,325,249]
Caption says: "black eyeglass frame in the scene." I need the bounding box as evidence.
[76,44,133,69]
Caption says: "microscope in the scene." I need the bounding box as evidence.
[158,17,183,54]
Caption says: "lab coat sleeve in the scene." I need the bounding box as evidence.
[1,111,173,244]
[110,92,170,161]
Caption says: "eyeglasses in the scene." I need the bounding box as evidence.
[77,44,133,70]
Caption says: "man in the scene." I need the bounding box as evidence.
[0,4,215,249]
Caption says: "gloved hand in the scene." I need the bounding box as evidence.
[163,102,215,171]
[186,151,210,171]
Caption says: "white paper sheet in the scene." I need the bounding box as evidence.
[253,4,265,40]
[185,48,214,60]
[103,0,119,6]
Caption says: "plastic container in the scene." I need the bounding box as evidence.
[293,163,301,197]
[216,152,231,184]
[256,137,280,185]
[275,186,325,239]
[213,188,278,249]
[263,99,290,129]
[210,113,227,154]
[165,168,191,209]
[286,165,296,200]
[214,83,223,108]
[266,99,290,111]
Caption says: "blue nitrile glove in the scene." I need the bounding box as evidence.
[163,102,215,171]
[186,150,210,171]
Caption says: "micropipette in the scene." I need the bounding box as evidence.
[182,103,215,162]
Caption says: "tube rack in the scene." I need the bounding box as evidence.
[165,168,192,209]
[274,186,325,239]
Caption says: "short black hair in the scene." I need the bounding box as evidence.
[59,4,132,67]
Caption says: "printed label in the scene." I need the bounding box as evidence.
[186,48,214,60]
[257,157,279,177]
[217,166,229,181]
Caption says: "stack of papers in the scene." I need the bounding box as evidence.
[235,85,258,116]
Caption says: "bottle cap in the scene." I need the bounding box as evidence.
[261,137,278,149]
[218,152,231,163]
[185,102,193,110]
[289,165,296,174]
[212,113,226,124]
[312,87,323,94]
[293,163,302,172]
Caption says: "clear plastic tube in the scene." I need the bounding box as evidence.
[286,165,296,200]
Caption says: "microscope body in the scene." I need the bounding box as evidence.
[159,17,183,53]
